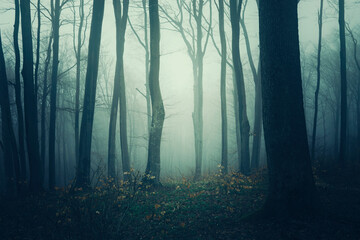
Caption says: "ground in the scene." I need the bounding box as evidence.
[0,166,359,239]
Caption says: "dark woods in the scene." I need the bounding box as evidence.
[0,0,359,238]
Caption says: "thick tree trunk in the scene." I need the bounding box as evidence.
[230,0,250,175]
[311,0,324,161]
[13,0,27,182]
[145,0,165,186]
[219,0,228,174]
[338,0,347,165]
[76,0,105,188]
[232,70,242,170]
[49,0,61,190]
[20,0,43,192]
[258,0,316,215]
[0,33,19,196]
[143,0,151,135]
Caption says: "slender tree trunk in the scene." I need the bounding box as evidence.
[108,0,130,180]
[145,0,165,186]
[76,0,105,188]
[219,0,228,174]
[338,0,347,165]
[41,33,53,182]
[232,70,242,169]
[143,0,151,135]
[230,0,250,175]
[0,33,19,196]
[48,0,61,189]
[311,0,324,161]
[20,0,42,192]
[74,0,85,164]
[13,0,27,182]
[34,0,41,103]
[240,3,262,170]
[258,0,316,215]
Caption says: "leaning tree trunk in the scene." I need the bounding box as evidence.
[219,0,228,174]
[49,0,61,190]
[0,33,19,196]
[338,0,347,165]
[311,0,324,161]
[145,0,165,186]
[258,0,316,215]
[108,0,130,179]
[230,0,250,175]
[13,0,27,182]
[76,0,105,188]
[20,0,43,192]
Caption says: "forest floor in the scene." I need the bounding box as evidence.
[0,165,360,240]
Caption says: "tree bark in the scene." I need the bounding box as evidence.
[311,0,324,161]
[258,0,316,215]
[0,33,19,196]
[338,0,347,165]
[13,0,27,182]
[145,0,165,186]
[218,0,228,174]
[76,0,105,188]
[48,0,61,189]
[20,0,43,192]
[230,0,251,175]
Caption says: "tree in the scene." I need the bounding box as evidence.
[258,0,316,215]
[338,0,347,165]
[145,0,165,186]
[108,0,130,179]
[20,0,43,192]
[311,0,324,161]
[13,0,27,182]
[240,0,262,170]
[218,0,228,174]
[230,0,250,174]
[0,32,19,196]
[160,0,212,179]
[76,0,105,187]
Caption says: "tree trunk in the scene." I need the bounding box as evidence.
[145,0,165,186]
[20,0,43,192]
[338,0,347,165]
[258,0,316,215]
[219,0,228,174]
[13,0,27,182]
[0,33,19,196]
[49,0,61,190]
[76,0,105,188]
[108,0,130,179]
[41,33,53,183]
[74,0,85,165]
[232,70,242,170]
[34,0,41,103]
[240,3,262,170]
[143,0,151,135]
[311,0,324,161]
[230,0,250,175]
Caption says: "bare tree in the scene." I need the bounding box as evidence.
[160,0,212,180]
[76,0,105,188]
[13,0,27,182]
[108,0,130,179]
[230,0,250,174]
[20,0,43,192]
[311,0,324,161]
[0,33,19,196]
[338,0,347,165]
[145,0,165,186]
